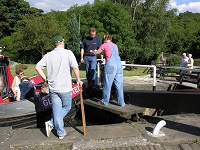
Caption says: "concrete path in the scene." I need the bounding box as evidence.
[1,113,200,150]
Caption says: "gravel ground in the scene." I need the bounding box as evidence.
[72,136,159,150]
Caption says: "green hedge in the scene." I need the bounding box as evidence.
[15,64,28,70]
[166,56,182,66]
[194,59,200,66]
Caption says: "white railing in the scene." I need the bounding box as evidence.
[96,60,157,91]
[123,64,156,91]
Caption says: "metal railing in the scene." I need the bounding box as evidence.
[123,64,157,91]
[96,60,157,91]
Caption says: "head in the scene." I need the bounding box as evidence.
[182,53,187,58]
[103,34,112,43]
[89,27,96,38]
[21,76,29,82]
[16,68,24,77]
[53,35,64,48]
[188,54,192,58]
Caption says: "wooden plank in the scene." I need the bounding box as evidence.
[191,144,200,150]
[172,146,181,150]
[180,144,192,150]
[154,145,164,150]
[84,98,145,117]
[163,146,174,150]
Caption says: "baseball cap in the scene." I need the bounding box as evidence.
[53,35,64,43]
[182,53,186,55]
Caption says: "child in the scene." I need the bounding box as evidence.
[19,76,35,100]
[12,68,24,101]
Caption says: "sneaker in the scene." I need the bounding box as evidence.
[98,101,104,105]
[58,130,66,140]
[45,121,53,137]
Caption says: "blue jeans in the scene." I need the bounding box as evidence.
[84,56,97,86]
[101,63,125,106]
[48,92,72,136]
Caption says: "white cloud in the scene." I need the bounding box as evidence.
[169,0,200,13]
[178,2,200,13]
[25,0,94,13]
[26,0,200,13]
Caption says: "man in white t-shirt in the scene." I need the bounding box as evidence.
[36,35,82,139]
[181,53,188,67]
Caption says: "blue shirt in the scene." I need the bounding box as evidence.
[81,36,102,56]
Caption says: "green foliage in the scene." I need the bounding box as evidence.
[0,0,43,38]
[194,59,200,66]
[10,13,68,63]
[15,64,28,70]
[166,11,200,56]
[0,0,200,64]
[166,56,182,66]
[67,13,80,59]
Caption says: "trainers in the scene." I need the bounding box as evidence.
[45,121,53,137]
[58,130,66,140]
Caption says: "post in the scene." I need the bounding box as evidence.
[152,65,156,91]
[96,61,100,87]
[197,72,200,89]
[79,86,87,136]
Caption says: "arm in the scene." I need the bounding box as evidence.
[11,77,17,96]
[80,48,84,63]
[90,48,103,55]
[35,66,47,82]
[73,66,83,87]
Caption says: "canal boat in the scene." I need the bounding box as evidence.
[0,56,82,128]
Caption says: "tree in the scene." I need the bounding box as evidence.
[67,13,80,59]
[11,13,68,63]
[0,0,43,38]
[166,11,200,57]
[132,0,176,63]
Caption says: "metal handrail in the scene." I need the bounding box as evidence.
[96,60,157,91]
[123,64,157,91]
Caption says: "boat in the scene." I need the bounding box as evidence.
[0,56,83,128]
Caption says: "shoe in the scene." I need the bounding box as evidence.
[98,101,104,105]
[58,130,66,140]
[45,121,53,137]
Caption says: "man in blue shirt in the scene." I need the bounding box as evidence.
[80,27,102,89]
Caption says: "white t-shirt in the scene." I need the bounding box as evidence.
[187,58,194,68]
[36,48,78,93]
[182,57,188,67]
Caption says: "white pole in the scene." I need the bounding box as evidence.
[123,64,157,91]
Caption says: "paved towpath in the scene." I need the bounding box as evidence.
[0,113,200,149]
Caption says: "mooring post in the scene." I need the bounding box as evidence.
[152,65,156,91]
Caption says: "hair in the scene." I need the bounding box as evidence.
[15,68,23,75]
[21,77,30,82]
[89,27,96,33]
[54,42,63,47]
[103,34,112,42]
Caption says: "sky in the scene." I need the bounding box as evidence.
[24,0,200,14]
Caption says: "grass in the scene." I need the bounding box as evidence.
[10,64,148,78]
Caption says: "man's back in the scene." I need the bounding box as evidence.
[37,48,78,93]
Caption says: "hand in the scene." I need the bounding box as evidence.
[80,58,84,63]
[77,80,83,87]
[90,50,95,55]
[101,58,105,63]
